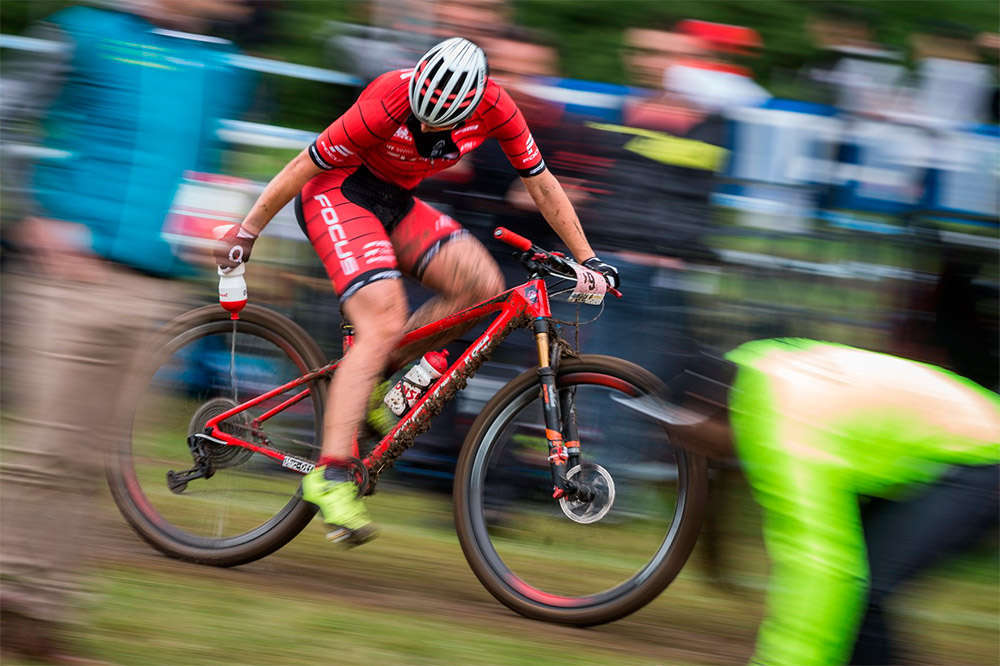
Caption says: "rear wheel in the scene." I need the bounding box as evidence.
[454,355,707,626]
[106,305,328,566]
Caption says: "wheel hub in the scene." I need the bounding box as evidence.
[559,463,615,524]
[188,397,254,468]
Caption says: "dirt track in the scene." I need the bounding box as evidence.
[92,498,759,665]
[89,490,995,666]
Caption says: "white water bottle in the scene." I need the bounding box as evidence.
[383,350,450,417]
[218,263,247,319]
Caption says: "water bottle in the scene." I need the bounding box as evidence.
[383,349,450,417]
[218,263,247,319]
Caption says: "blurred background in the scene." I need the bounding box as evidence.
[1,1,997,664]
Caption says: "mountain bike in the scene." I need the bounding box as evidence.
[107,227,708,626]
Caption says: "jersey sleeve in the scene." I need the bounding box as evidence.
[308,71,410,170]
[484,85,546,178]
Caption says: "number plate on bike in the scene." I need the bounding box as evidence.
[568,264,607,305]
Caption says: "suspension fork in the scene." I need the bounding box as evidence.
[534,318,572,499]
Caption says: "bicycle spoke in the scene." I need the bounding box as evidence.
[230,319,238,404]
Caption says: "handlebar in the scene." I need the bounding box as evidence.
[493,227,532,252]
[493,227,622,298]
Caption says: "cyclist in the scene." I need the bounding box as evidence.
[621,338,999,665]
[215,37,619,545]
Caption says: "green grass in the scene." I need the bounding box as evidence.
[77,566,669,666]
[20,483,994,665]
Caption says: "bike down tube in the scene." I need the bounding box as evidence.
[363,280,549,467]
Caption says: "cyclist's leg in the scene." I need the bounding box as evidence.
[388,198,505,367]
[298,174,408,539]
[324,280,407,459]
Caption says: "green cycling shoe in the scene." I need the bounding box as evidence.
[301,466,377,547]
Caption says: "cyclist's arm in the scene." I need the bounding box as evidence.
[242,74,405,236]
[485,86,596,263]
[521,168,595,263]
[241,148,323,236]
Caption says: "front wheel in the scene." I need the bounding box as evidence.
[454,355,708,626]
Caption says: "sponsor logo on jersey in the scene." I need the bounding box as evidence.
[385,143,419,160]
[321,142,354,162]
[393,125,412,141]
[453,123,481,137]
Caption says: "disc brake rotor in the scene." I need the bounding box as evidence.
[559,463,616,524]
[188,397,254,468]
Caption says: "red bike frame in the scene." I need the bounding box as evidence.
[199,278,558,485]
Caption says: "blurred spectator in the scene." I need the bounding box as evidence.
[325,0,510,100]
[621,27,707,133]
[665,19,770,115]
[326,1,435,85]
[0,1,249,661]
[575,22,742,387]
[462,26,599,247]
[586,22,742,263]
[641,338,1000,665]
[434,0,510,44]
[895,21,995,129]
[805,4,903,118]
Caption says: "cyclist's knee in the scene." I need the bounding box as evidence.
[470,262,504,304]
[343,279,408,348]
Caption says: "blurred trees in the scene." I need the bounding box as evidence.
[3,1,997,127]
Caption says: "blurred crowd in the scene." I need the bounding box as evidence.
[0,0,997,663]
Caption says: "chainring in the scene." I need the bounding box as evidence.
[187,397,255,468]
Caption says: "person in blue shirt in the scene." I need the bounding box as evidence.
[1,2,249,661]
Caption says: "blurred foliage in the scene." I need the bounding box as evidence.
[5,1,998,124]
[516,0,999,87]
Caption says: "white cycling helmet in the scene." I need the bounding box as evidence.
[408,37,488,128]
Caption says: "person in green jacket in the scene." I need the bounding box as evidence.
[621,338,999,665]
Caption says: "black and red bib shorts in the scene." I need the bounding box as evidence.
[295,165,466,301]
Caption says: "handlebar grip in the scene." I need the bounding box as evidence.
[494,227,532,251]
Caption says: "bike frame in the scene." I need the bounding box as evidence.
[199,276,580,496]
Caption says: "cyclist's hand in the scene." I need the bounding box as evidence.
[215,225,256,270]
[583,256,620,289]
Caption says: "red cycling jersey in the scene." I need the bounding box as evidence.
[298,69,547,301]
[308,69,546,188]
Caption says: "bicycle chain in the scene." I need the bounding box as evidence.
[367,314,530,487]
